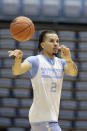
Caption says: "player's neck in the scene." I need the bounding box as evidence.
[42,50,54,59]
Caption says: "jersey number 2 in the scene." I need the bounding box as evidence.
[50,82,57,92]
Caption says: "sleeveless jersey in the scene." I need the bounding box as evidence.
[28,55,64,123]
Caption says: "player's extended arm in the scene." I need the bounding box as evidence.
[60,45,78,76]
[8,49,31,75]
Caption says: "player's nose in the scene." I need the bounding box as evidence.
[54,42,58,47]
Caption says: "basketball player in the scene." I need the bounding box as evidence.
[8,31,78,131]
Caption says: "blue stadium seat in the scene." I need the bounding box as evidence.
[22,0,40,16]
[62,81,72,90]
[15,79,31,88]
[0,108,16,117]
[59,110,74,119]
[4,58,14,68]
[23,50,34,58]
[20,99,32,107]
[19,108,29,117]
[80,101,87,110]
[61,100,77,110]
[60,42,75,49]
[7,127,26,131]
[0,78,12,88]
[43,0,60,16]
[0,118,11,127]
[76,121,87,129]
[76,91,87,100]
[32,30,40,39]
[64,0,81,17]
[13,89,31,98]
[14,118,29,127]
[79,42,87,49]
[0,59,2,67]
[19,41,38,50]
[0,88,9,97]
[58,31,75,40]
[78,111,87,120]
[78,52,87,60]
[1,69,13,78]
[2,98,19,107]
[80,62,87,70]
[76,82,87,91]
[2,0,19,15]
[61,90,72,100]
[0,50,9,58]
[84,0,87,17]
[0,29,10,36]
[79,32,87,40]
[0,40,15,49]
[79,72,87,79]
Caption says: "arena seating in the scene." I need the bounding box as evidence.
[0,0,87,131]
[22,0,40,16]
[2,0,20,15]
[0,0,86,23]
[42,0,60,16]
[64,0,81,17]
[0,28,87,131]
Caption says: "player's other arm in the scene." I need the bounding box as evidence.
[64,59,78,76]
[8,49,31,75]
[60,45,78,76]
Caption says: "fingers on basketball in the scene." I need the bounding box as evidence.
[8,50,23,58]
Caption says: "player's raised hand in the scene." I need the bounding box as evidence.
[59,45,71,61]
[8,49,23,59]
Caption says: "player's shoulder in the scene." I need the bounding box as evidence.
[24,55,39,65]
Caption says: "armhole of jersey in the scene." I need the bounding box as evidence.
[60,59,66,69]
[25,56,39,79]
[31,56,39,79]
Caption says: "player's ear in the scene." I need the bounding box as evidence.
[41,42,45,49]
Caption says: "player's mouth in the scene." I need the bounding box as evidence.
[53,47,58,52]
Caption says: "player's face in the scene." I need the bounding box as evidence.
[42,33,59,58]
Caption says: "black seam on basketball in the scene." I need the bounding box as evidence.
[21,26,31,41]
[13,18,32,26]
[22,26,31,41]
[12,21,32,27]
[13,23,32,36]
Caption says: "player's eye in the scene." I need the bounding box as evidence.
[50,39,54,42]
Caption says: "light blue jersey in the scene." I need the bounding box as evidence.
[25,54,66,123]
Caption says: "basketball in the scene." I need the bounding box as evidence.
[10,16,35,42]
